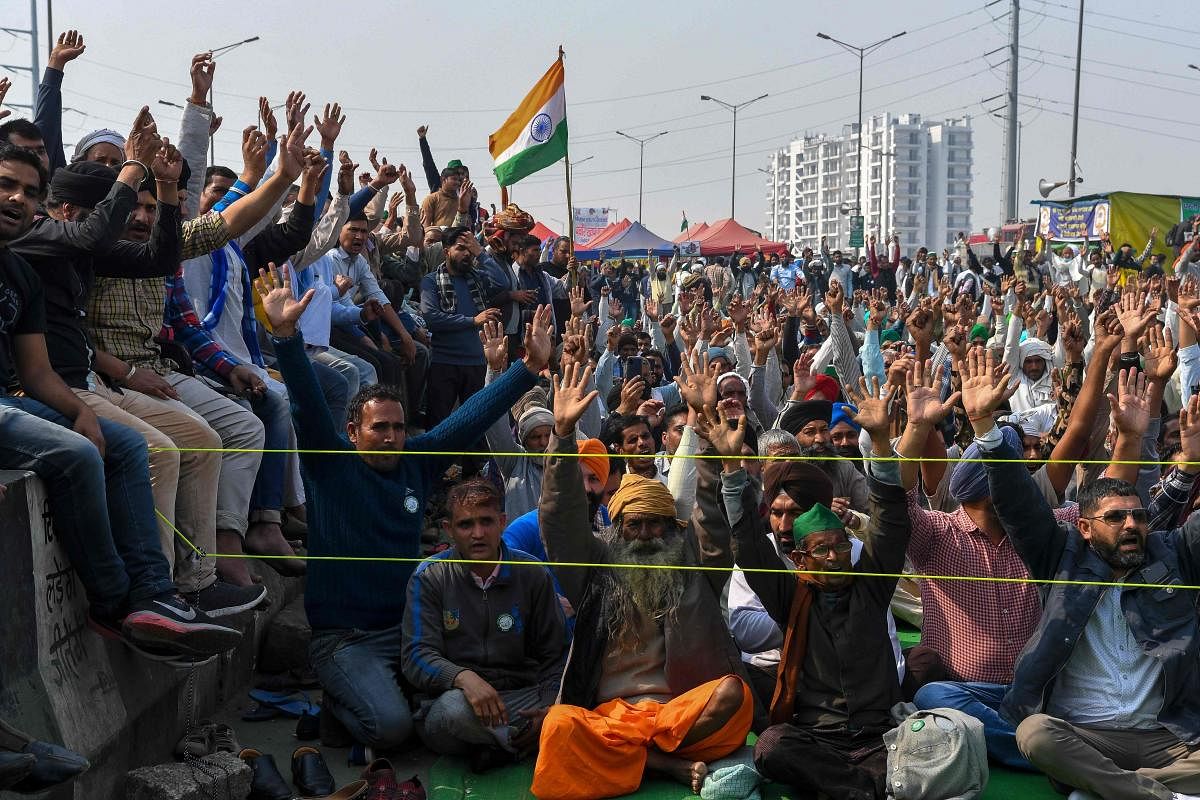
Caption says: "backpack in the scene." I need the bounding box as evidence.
[883,708,988,799]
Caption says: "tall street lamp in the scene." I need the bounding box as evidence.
[701,93,768,219]
[815,29,906,232]
[615,130,667,222]
[205,36,260,165]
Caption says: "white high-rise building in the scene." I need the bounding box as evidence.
[763,113,973,253]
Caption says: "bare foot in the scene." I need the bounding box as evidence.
[645,751,707,794]
[215,531,259,587]
[245,522,306,575]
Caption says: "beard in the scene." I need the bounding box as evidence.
[1092,532,1147,571]
[604,529,690,652]
[800,442,839,475]
[835,444,863,471]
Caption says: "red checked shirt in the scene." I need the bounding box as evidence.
[906,488,1079,684]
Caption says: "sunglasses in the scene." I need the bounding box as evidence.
[1083,508,1149,525]
[800,541,854,559]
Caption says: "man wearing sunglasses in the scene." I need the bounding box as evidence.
[964,349,1200,800]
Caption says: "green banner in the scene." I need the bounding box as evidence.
[849,215,864,248]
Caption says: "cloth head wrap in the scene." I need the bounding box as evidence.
[762,461,834,512]
[830,403,861,432]
[491,203,535,233]
[70,129,126,163]
[792,502,846,541]
[805,374,840,402]
[516,407,554,444]
[949,426,1022,502]
[608,473,682,527]
[780,399,832,435]
[969,323,991,342]
[716,371,750,396]
[49,161,117,208]
[1018,337,1054,366]
[879,329,901,344]
[577,439,610,486]
[707,346,733,367]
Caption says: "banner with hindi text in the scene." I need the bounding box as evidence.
[572,207,612,246]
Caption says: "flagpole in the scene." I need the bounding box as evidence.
[560,45,574,246]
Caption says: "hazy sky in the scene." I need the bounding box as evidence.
[3,0,1195,241]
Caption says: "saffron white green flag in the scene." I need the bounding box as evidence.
[489,56,568,187]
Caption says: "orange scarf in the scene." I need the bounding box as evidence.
[768,573,822,725]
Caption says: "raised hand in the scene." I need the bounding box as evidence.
[825,280,845,316]
[694,403,747,465]
[458,179,475,214]
[188,52,215,105]
[1140,324,1177,382]
[241,126,269,181]
[552,361,599,437]
[253,263,314,338]
[1116,282,1156,342]
[314,102,345,148]
[284,90,309,132]
[904,359,960,428]
[337,150,357,196]
[0,77,9,122]
[790,350,817,400]
[569,286,591,318]
[150,138,183,182]
[522,305,554,374]
[1060,314,1085,361]
[675,351,717,411]
[1107,368,1152,438]
[752,326,779,365]
[478,319,508,373]
[1179,395,1200,468]
[125,107,162,165]
[258,96,278,141]
[278,121,314,181]
[959,347,1018,435]
[398,163,417,199]
[374,158,400,187]
[617,377,647,416]
[48,29,86,71]
[843,375,899,438]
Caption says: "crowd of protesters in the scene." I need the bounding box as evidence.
[5,27,1200,800]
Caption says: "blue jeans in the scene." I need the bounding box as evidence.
[310,357,350,429]
[240,387,290,515]
[913,680,1034,771]
[309,624,412,749]
[0,396,174,618]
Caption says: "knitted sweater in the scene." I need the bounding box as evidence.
[273,331,537,631]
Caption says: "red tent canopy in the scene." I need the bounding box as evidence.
[674,221,710,243]
[529,221,560,242]
[576,218,631,253]
[693,218,787,256]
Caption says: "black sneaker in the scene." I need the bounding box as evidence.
[194,580,268,617]
[122,594,242,658]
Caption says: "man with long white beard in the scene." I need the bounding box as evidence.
[531,363,754,800]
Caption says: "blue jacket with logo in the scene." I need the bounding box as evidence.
[401,544,567,701]
[984,436,1200,744]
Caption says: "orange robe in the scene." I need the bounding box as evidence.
[531,676,753,800]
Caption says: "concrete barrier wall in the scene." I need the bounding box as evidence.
[0,470,301,799]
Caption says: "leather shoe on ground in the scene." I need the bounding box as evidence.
[239,748,291,800]
[292,746,336,797]
[0,753,35,790]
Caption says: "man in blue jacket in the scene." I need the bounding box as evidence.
[962,349,1200,800]
[254,263,554,751]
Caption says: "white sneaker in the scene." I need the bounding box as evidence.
[1067,792,1101,800]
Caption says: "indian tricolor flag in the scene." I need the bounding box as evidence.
[489,55,568,187]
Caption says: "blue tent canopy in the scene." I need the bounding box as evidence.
[575,221,676,260]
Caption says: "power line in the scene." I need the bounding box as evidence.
[1031,0,1200,37]
[1024,7,1197,51]
[1017,101,1200,145]
[1018,45,1200,85]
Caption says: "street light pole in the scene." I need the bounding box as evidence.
[1067,0,1084,198]
[701,93,768,219]
[816,30,906,241]
[205,36,260,166]
[615,130,667,222]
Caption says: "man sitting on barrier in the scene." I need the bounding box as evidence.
[254,262,553,751]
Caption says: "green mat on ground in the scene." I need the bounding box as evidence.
[427,752,1060,799]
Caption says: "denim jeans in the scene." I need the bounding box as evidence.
[913,680,1034,770]
[309,624,412,749]
[0,396,174,618]
[239,386,290,519]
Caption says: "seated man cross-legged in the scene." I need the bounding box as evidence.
[401,479,566,768]
[531,364,754,800]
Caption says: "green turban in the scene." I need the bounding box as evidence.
[792,502,846,541]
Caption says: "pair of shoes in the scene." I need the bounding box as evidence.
[0,720,89,794]
[243,748,365,800]
[361,759,426,800]
[194,580,268,617]
[240,748,291,800]
[175,721,241,759]
[121,593,243,659]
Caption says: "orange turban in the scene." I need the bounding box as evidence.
[577,439,609,486]
[607,473,683,527]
